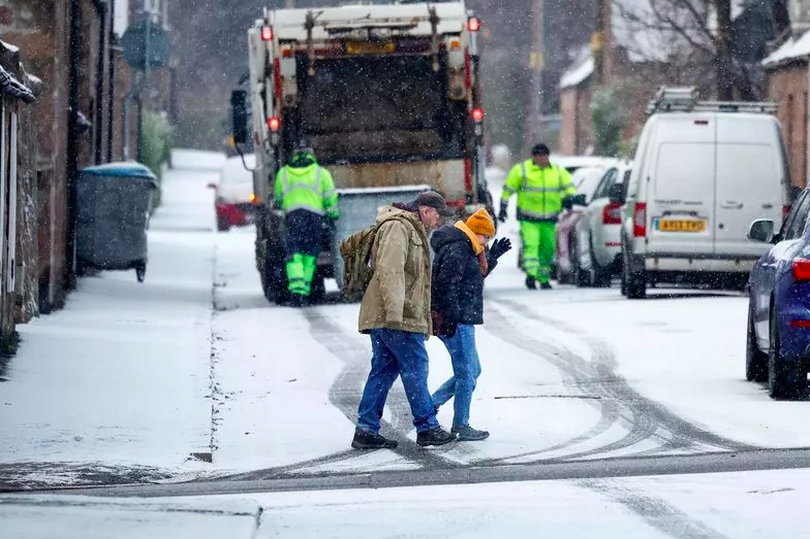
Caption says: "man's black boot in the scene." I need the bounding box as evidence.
[525,276,537,290]
[417,427,457,447]
[540,282,553,290]
[351,427,398,450]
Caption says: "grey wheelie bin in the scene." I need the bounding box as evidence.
[76,162,158,282]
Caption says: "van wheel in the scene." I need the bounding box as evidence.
[746,302,768,382]
[768,311,807,399]
[623,251,646,299]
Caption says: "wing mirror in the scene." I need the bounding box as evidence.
[608,183,626,205]
[747,219,775,243]
[571,194,588,207]
[230,89,249,145]
[207,182,217,190]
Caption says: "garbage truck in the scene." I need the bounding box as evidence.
[230,1,493,304]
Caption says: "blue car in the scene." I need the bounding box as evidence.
[747,188,810,399]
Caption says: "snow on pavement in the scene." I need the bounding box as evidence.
[0,150,222,487]
[5,467,810,537]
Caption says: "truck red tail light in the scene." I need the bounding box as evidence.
[267,117,280,132]
[467,17,481,32]
[633,202,647,237]
[464,158,472,192]
[472,108,484,122]
[261,26,273,41]
[793,259,810,282]
[603,202,622,225]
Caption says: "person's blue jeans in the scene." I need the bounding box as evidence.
[357,329,440,435]
[432,324,481,429]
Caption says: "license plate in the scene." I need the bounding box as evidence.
[346,41,395,55]
[656,218,707,232]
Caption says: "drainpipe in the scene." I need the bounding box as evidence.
[94,0,107,164]
[66,0,82,289]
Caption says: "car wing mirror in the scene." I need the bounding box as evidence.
[747,219,775,243]
[572,194,588,207]
[608,184,625,205]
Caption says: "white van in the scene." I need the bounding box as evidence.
[617,88,792,299]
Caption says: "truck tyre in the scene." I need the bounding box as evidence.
[310,271,326,304]
[260,240,289,305]
[768,310,807,399]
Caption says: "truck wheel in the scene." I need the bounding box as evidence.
[217,217,230,232]
[310,271,326,304]
[768,311,807,399]
[260,242,289,305]
[135,261,146,283]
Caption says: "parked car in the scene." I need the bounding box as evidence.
[556,164,616,284]
[746,187,810,399]
[551,155,611,175]
[571,161,632,287]
[619,88,791,299]
[210,154,256,232]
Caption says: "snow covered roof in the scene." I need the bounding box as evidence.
[762,31,810,69]
[0,40,37,103]
[560,49,594,90]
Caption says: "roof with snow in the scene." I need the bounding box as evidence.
[0,40,37,103]
[560,49,594,90]
[762,31,810,69]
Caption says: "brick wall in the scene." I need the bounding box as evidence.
[559,85,594,156]
[767,63,808,189]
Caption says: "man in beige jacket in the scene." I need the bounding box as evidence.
[352,192,458,450]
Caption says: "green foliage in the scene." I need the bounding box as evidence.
[591,84,628,157]
[140,111,175,208]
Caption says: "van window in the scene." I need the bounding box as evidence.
[654,143,715,201]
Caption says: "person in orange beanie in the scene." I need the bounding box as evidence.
[429,208,511,441]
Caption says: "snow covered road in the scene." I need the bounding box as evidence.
[5,152,810,536]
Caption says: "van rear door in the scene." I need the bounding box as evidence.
[714,115,782,257]
[648,115,715,256]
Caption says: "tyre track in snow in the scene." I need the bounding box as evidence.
[304,308,462,472]
[219,307,459,481]
[580,478,732,539]
[481,298,757,464]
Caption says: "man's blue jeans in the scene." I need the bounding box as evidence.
[357,329,440,435]
[432,324,481,429]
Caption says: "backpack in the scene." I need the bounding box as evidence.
[339,225,378,302]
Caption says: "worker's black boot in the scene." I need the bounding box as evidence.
[525,276,537,290]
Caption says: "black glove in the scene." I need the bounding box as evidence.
[562,197,574,210]
[490,237,512,260]
[442,321,458,339]
[498,202,508,223]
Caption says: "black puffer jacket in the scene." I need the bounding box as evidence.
[430,226,497,326]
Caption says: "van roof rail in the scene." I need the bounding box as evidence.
[647,86,778,115]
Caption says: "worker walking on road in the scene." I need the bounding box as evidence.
[498,143,576,290]
[274,140,338,307]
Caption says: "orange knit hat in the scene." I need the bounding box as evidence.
[465,208,496,237]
